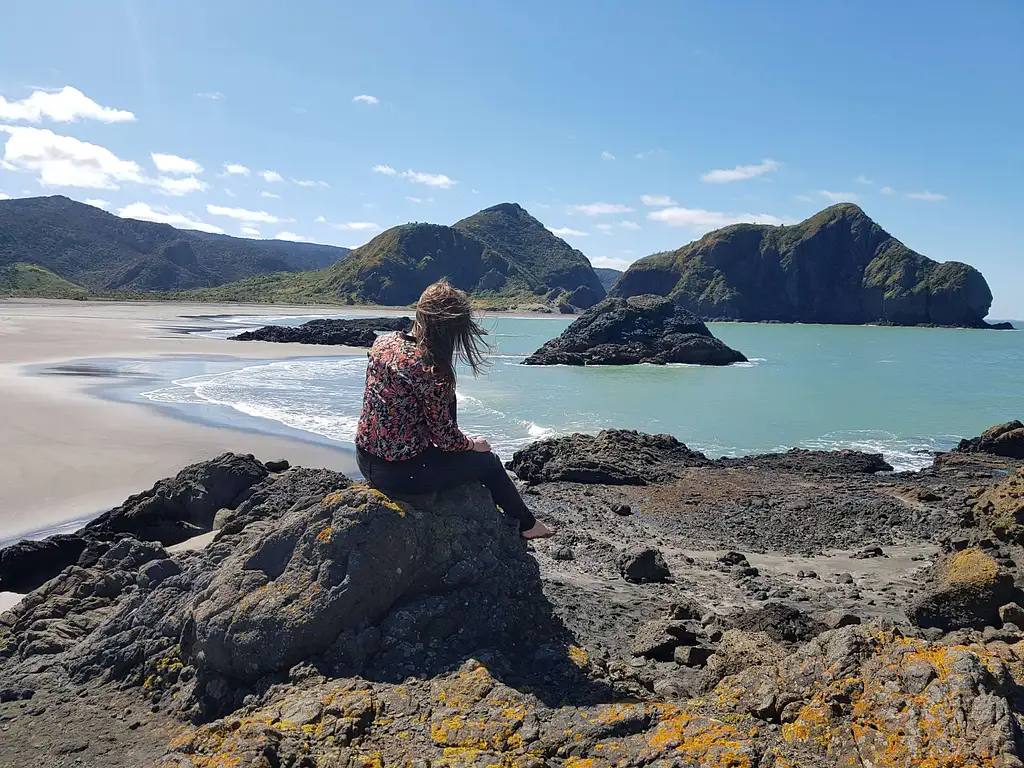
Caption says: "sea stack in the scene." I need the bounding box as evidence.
[523,294,747,366]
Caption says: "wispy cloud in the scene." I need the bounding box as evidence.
[402,169,457,188]
[260,190,281,199]
[619,220,641,230]
[596,224,614,234]
[372,164,397,176]
[155,176,207,196]
[591,255,633,270]
[118,202,224,234]
[795,194,814,202]
[567,202,633,216]
[634,149,664,161]
[0,125,143,189]
[856,175,874,185]
[330,221,380,232]
[222,163,250,176]
[259,170,283,183]
[905,190,947,201]
[702,159,780,183]
[353,94,380,105]
[406,196,422,203]
[647,206,790,232]
[151,152,203,175]
[640,194,677,207]
[819,190,857,202]
[0,86,135,124]
[206,204,293,224]
[601,150,615,161]
[195,91,223,100]
[548,226,589,237]
[275,231,313,242]
[292,178,329,188]
[239,224,259,238]
[0,192,12,200]
[880,186,895,195]
[84,198,110,208]
[315,215,327,223]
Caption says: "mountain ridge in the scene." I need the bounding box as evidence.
[612,203,996,328]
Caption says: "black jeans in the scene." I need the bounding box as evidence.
[356,447,536,532]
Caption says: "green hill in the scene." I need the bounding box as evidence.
[0,262,88,298]
[200,203,606,308]
[0,196,350,293]
[594,267,623,292]
[613,203,995,328]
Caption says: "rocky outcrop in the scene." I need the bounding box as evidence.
[231,316,411,346]
[523,294,747,366]
[956,420,1024,459]
[613,203,997,328]
[969,468,1024,543]
[908,548,1022,630]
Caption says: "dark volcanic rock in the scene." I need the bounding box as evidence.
[612,203,995,328]
[507,429,710,485]
[618,547,671,583]
[231,317,412,347]
[716,448,893,474]
[0,534,89,593]
[730,602,826,644]
[955,420,1024,459]
[523,295,747,366]
[909,548,1022,630]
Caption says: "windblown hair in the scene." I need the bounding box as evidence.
[412,279,489,385]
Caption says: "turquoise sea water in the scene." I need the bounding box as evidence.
[141,315,1024,472]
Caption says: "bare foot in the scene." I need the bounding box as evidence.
[521,520,554,540]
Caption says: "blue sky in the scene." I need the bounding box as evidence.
[1,1,1022,316]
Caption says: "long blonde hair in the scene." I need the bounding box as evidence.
[411,279,488,385]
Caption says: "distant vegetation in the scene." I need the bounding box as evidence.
[613,203,996,328]
[594,267,623,292]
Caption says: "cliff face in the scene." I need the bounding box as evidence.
[613,204,994,327]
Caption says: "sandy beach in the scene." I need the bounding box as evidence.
[0,299,378,542]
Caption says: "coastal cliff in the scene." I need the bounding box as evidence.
[613,203,997,328]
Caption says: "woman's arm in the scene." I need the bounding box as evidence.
[420,378,474,451]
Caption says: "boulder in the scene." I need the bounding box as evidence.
[0,534,89,593]
[618,547,671,584]
[955,420,1024,459]
[909,548,1022,630]
[231,317,412,347]
[701,630,786,690]
[523,295,747,366]
[507,429,710,486]
[190,484,544,682]
[969,467,1024,543]
[629,619,697,660]
[716,447,893,474]
[729,602,826,644]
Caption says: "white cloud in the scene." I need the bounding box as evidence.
[291,106,307,115]
[548,226,589,237]
[634,149,662,160]
[118,202,224,234]
[601,151,615,161]
[905,190,947,201]
[402,169,457,188]
[259,170,283,183]
[647,206,789,232]
[353,94,380,105]
[856,175,874,185]
[567,202,633,216]
[596,224,614,234]
[260,190,281,199]
[206,204,293,224]
[372,164,397,176]
[224,188,237,197]
[406,196,422,203]
[275,231,312,242]
[0,125,143,189]
[330,221,380,232]
[591,255,632,270]
[155,176,207,196]
[701,159,780,184]
[641,194,677,207]
[315,215,327,223]
[795,194,814,202]
[239,224,260,238]
[195,92,223,100]
[819,190,858,202]
[471,188,480,194]
[0,192,10,200]
[84,198,110,208]
[619,220,641,230]
[881,186,895,195]
[222,163,250,176]
[151,152,202,175]
[293,178,329,188]
[0,86,135,124]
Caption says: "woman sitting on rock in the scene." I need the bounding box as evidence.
[355,279,553,540]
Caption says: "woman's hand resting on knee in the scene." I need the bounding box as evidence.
[470,436,492,452]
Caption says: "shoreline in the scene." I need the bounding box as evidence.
[0,300,372,543]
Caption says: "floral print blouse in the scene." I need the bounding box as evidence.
[356,332,473,461]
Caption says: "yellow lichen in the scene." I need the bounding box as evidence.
[568,645,590,669]
[316,524,333,543]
